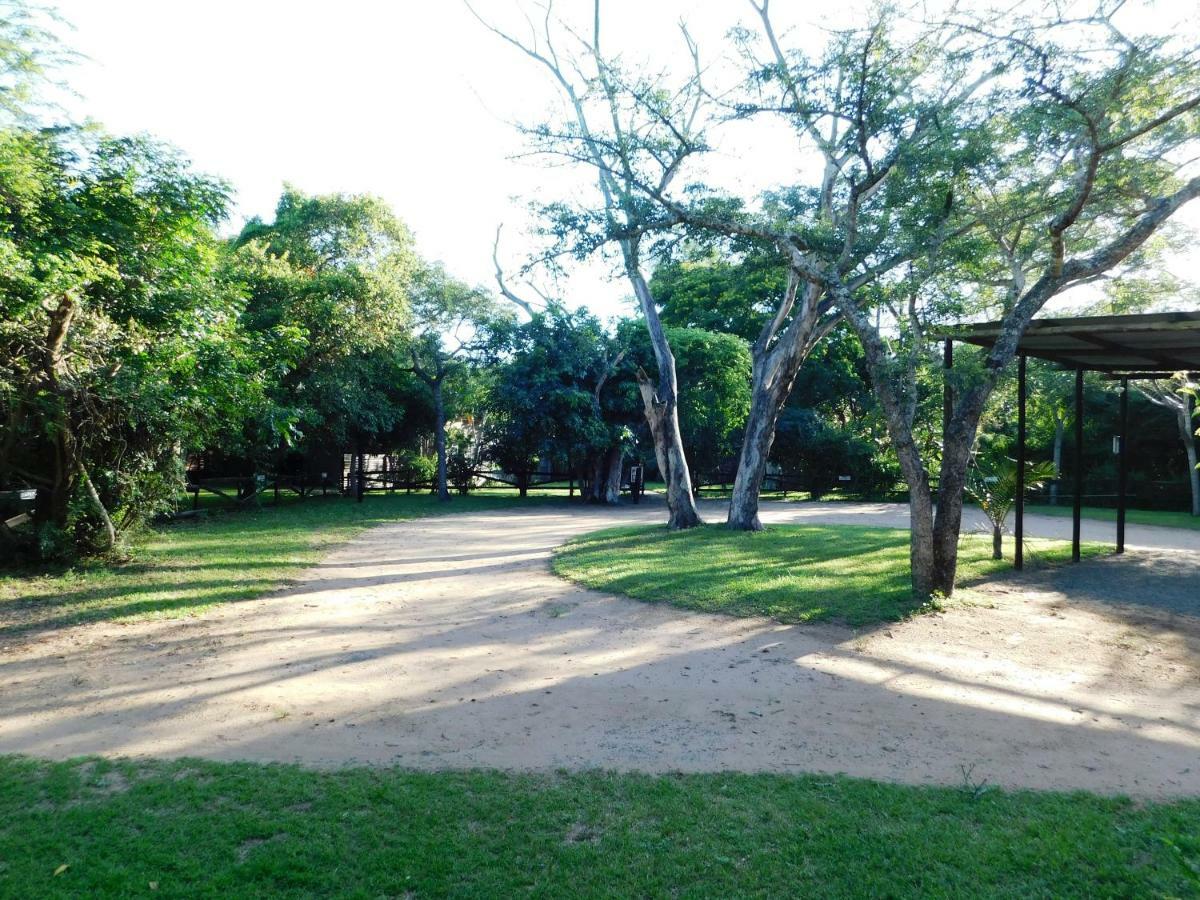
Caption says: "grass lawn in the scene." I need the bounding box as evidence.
[0,491,565,641]
[0,756,1196,898]
[554,524,1106,626]
[1026,503,1200,532]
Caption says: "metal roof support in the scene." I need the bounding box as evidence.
[1016,354,1027,571]
[1073,368,1084,563]
[1117,377,1130,554]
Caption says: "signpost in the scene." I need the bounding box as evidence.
[628,464,644,504]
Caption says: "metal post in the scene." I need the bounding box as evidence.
[1072,368,1084,562]
[1015,354,1027,571]
[1117,377,1129,554]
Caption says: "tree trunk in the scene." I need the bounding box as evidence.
[432,380,450,502]
[603,445,623,503]
[727,336,810,531]
[79,465,117,552]
[584,445,623,505]
[727,367,790,530]
[930,420,975,596]
[992,524,1002,560]
[623,246,701,530]
[37,294,80,535]
[729,278,832,531]
[907,477,937,599]
[635,369,670,485]
[1178,397,1200,517]
[1050,416,1064,505]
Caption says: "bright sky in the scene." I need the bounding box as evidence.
[48,0,1200,321]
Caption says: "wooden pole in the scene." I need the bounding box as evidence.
[1117,377,1129,554]
[1072,368,1084,563]
[1015,354,1026,571]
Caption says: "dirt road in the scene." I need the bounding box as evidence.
[2,500,1197,797]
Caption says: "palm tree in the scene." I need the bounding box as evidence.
[967,458,1058,560]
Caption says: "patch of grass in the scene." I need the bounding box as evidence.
[0,492,565,640]
[1026,503,1200,532]
[0,756,1196,898]
[554,524,1106,626]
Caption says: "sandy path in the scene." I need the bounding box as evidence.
[2,499,1198,798]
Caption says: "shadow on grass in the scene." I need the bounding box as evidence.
[0,493,576,643]
[552,523,1112,627]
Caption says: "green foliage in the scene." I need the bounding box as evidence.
[0,126,247,556]
[485,308,624,477]
[968,458,1059,533]
[618,321,751,476]
[391,450,436,488]
[771,410,896,499]
[651,251,789,342]
[230,187,424,455]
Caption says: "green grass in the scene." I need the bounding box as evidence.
[0,756,1196,898]
[0,491,565,641]
[554,524,1106,627]
[1026,503,1200,531]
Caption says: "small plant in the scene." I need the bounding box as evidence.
[967,457,1057,560]
[959,763,993,802]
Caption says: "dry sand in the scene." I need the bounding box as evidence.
[2,499,1198,798]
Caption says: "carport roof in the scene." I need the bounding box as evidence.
[936,310,1200,378]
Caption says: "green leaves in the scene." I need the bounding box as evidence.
[967,458,1058,528]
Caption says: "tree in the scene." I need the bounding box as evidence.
[471,0,704,529]
[230,188,424,464]
[1139,377,1200,517]
[408,263,505,501]
[878,2,1200,595]
[486,308,628,501]
[627,0,1200,594]
[0,129,241,556]
[968,457,1058,560]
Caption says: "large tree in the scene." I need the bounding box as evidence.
[0,129,242,556]
[471,0,704,528]
[486,308,630,501]
[407,263,505,501]
[626,0,1200,594]
[230,188,423,463]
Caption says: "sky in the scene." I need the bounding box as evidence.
[45,0,1200,321]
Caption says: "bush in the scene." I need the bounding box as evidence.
[772,409,895,500]
[393,451,436,489]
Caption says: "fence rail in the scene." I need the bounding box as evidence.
[184,473,337,511]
